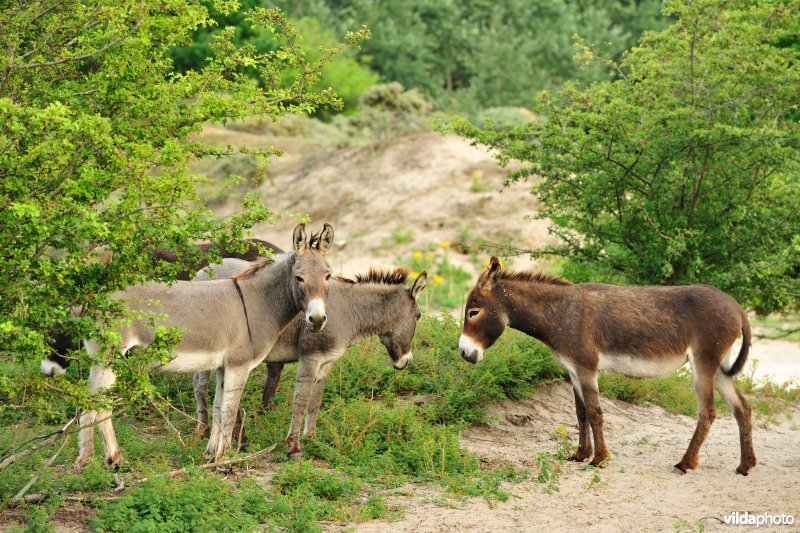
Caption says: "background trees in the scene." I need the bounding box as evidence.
[175,0,667,112]
[449,0,800,312]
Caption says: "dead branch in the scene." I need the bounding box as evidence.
[11,436,69,503]
[0,415,78,472]
[166,443,277,477]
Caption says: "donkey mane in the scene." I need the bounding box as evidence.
[354,268,409,286]
[233,255,281,280]
[495,269,572,286]
[307,230,323,249]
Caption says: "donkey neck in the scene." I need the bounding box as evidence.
[239,253,299,350]
[332,282,406,345]
[496,279,577,348]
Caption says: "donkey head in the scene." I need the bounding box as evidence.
[291,223,334,333]
[379,272,427,370]
[459,257,508,364]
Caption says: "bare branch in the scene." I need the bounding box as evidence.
[167,444,277,477]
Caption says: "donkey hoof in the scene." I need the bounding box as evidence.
[568,452,591,462]
[672,465,687,475]
[735,465,750,476]
[105,452,123,470]
[287,452,303,462]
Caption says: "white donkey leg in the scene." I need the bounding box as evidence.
[76,410,96,471]
[286,356,323,458]
[205,368,224,458]
[194,371,212,438]
[213,365,250,462]
[77,355,119,469]
[304,359,335,438]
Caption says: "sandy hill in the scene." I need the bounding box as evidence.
[201,127,557,277]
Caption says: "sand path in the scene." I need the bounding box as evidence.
[356,383,800,532]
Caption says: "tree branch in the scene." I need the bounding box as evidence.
[12,3,144,70]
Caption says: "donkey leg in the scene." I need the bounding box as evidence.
[261,362,284,408]
[77,360,121,470]
[193,371,211,438]
[304,360,335,439]
[286,357,321,458]
[674,358,717,473]
[205,368,224,459]
[715,371,756,475]
[213,366,250,462]
[569,381,593,462]
[94,363,122,468]
[232,407,248,452]
[76,410,96,471]
[576,370,610,467]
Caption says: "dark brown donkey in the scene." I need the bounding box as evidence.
[459,257,755,475]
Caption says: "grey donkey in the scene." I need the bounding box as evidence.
[75,223,335,469]
[194,261,427,458]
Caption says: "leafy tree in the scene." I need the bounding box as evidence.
[449,0,800,313]
[0,1,365,412]
[278,0,667,109]
[170,2,376,115]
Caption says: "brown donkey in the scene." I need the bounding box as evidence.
[459,257,756,475]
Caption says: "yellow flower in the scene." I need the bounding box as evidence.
[413,251,423,260]
[411,271,420,278]
[425,253,433,261]
[434,275,444,285]
[439,240,451,249]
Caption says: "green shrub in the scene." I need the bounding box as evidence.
[473,107,534,131]
[91,473,270,532]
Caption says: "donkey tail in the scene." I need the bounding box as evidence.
[722,310,751,377]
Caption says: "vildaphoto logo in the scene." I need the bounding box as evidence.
[723,512,795,527]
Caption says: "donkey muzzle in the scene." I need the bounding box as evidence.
[306,299,327,332]
[458,334,484,364]
[41,357,67,377]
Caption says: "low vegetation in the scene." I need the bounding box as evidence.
[2,313,797,529]
[0,315,562,530]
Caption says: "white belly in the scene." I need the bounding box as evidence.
[157,349,226,373]
[598,352,688,378]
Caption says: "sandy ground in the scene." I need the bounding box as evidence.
[747,339,800,384]
[208,131,557,277]
[356,382,800,533]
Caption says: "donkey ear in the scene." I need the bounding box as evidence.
[410,271,427,299]
[481,257,502,290]
[293,223,307,254]
[317,223,334,254]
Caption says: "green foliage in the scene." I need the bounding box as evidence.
[91,473,271,532]
[473,107,534,132]
[449,0,800,313]
[293,18,379,116]
[170,4,376,115]
[406,245,473,310]
[279,0,667,109]
[532,425,573,494]
[0,1,364,414]
[2,316,560,528]
[333,82,434,143]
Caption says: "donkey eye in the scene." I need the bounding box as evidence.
[295,276,304,283]
[325,273,331,280]
[468,309,480,319]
